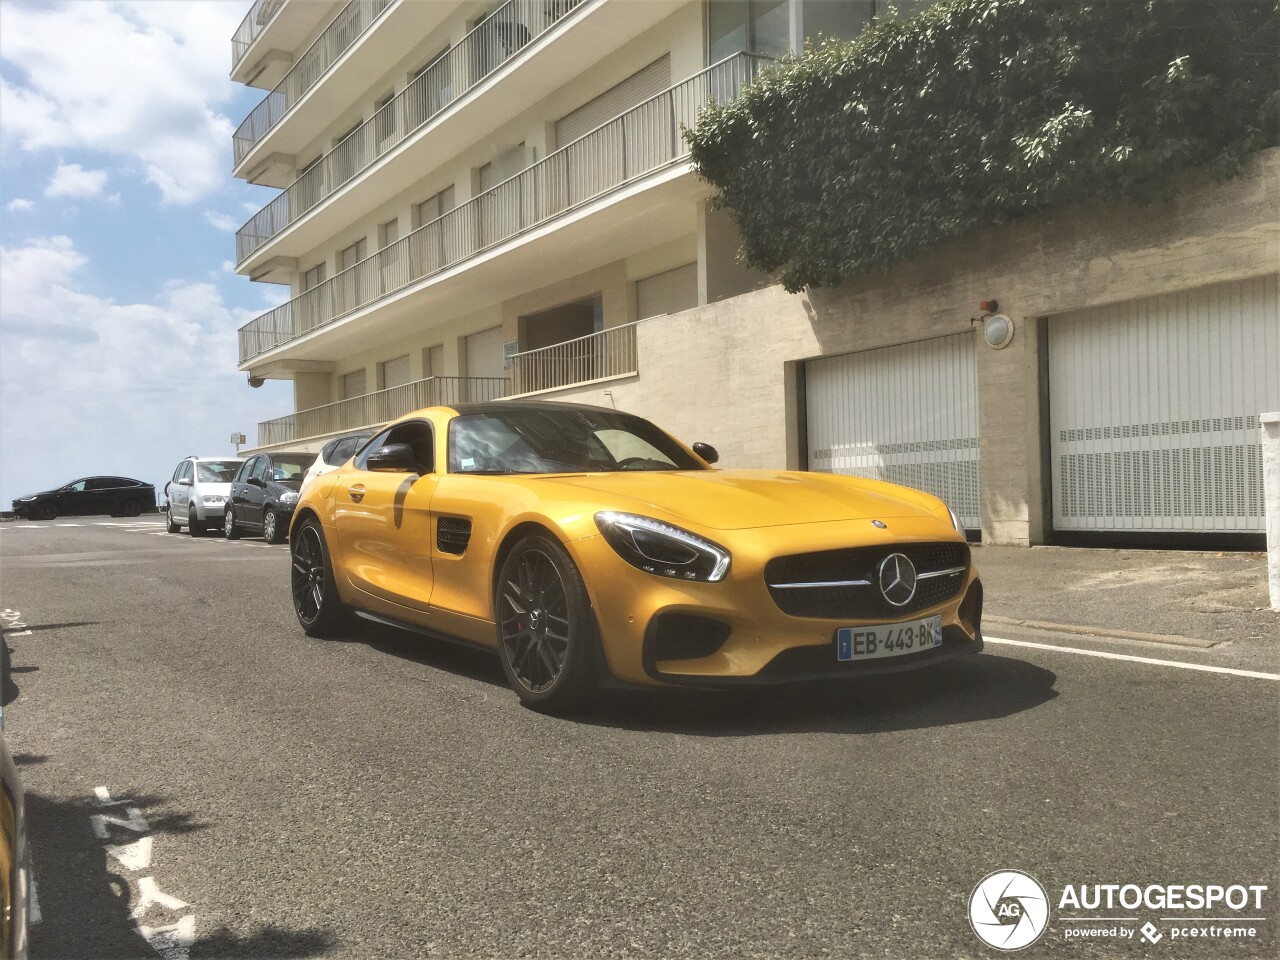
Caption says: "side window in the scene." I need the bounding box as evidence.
[383,420,435,474]
[65,480,88,492]
[355,428,394,470]
[232,459,251,483]
[172,462,186,482]
[250,457,269,482]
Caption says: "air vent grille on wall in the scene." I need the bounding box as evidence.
[437,517,472,555]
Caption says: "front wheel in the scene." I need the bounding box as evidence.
[495,535,600,713]
[36,503,57,521]
[291,519,351,637]
[166,506,180,533]
[263,508,285,544]
[224,508,241,540]
[188,508,206,537]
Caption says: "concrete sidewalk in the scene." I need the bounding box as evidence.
[974,545,1277,652]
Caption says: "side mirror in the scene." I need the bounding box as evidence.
[178,477,193,487]
[692,442,719,465]
[247,476,264,488]
[367,443,420,473]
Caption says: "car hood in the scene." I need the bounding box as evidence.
[14,489,56,501]
[532,469,946,531]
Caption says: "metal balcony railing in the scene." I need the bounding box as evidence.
[237,53,767,363]
[231,0,287,70]
[257,375,510,446]
[233,0,395,167]
[510,323,638,395]
[236,0,588,259]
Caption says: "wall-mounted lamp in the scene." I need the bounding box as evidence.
[970,299,1015,349]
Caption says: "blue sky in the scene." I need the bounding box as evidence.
[0,0,295,506]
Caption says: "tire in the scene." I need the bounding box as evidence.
[166,506,180,533]
[36,503,57,521]
[188,508,206,537]
[495,534,600,713]
[223,508,241,540]
[290,518,351,637]
[263,508,286,544]
[120,499,142,518]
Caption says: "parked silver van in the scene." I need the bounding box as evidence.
[164,456,245,537]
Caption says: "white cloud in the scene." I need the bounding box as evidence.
[45,163,109,198]
[6,198,35,212]
[203,209,241,232]
[0,235,289,504]
[0,1,242,204]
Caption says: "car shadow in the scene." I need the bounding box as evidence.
[27,790,336,960]
[572,652,1058,736]
[323,618,509,689]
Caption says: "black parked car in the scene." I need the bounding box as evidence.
[225,451,317,544]
[11,476,156,520]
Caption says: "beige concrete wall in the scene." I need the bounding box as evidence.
[529,147,1280,545]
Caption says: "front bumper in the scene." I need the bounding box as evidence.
[566,516,983,688]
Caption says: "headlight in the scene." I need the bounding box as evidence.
[595,511,731,582]
[279,491,300,503]
[17,497,35,502]
[201,495,226,505]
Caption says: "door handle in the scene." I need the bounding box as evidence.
[347,484,366,503]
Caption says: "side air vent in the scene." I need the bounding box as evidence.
[437,517,472,555]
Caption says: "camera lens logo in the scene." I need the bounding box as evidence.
[969,870,1050,951]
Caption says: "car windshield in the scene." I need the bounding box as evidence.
[196,461,242,483]
[449,408,704,474]
[271,455,317,481]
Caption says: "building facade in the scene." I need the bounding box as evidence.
[229,0,1280,546]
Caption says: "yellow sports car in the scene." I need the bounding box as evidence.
[289,401,982,711]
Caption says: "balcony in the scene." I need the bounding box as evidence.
[231,0,287,71]
[510,323,638,395]
[233,0,396,167]
[257,375,510,447]
[238,53,766,365]
[236,0,588,260]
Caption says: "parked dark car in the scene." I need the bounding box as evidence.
[225,451,317,544]
[11,476,156,520]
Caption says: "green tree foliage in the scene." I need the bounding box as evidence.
[688,0,1279,292]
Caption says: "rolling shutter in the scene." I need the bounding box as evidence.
[342,369,367,399]
[1048,275,1279,533]
[554,55,670,148]
[636,263,697,320]
[805,334,981,530]
[381,355,411,389]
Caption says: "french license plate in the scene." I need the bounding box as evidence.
[836,615,942,661]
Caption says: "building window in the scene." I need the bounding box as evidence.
[379,218,400,249]
[342,369,367,399]
[707,0,879,61]
[424,344,445,378]
[339,238,367,272]
[380,354,411,389]
[415,185,456,228]
[302,262,326,291]
[636,263,698,320]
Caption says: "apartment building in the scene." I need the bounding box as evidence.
[230,0,1279,546]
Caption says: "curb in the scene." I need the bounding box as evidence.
[983,614,1218,650]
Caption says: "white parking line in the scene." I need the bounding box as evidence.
[985,636,1280,681]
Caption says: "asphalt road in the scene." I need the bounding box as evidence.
[2,518,1276,959]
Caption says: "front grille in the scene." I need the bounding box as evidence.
[765,541,968,619]
[437,516,472,555]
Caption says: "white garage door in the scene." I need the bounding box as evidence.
[806,333,981,529]
[1049,275,1279,533]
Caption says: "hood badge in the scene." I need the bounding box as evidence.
[871,520,887,529]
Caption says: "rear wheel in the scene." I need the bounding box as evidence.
[495,534,600,713]
[166,506,180,533]
[120,499,142,518]
[188,508,206,537]
[223,508,241,540]
[263,508,285,544]
[291,519,351,637]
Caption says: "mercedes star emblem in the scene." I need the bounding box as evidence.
[877,553,918,607]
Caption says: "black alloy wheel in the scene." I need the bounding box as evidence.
[291,519,349,636]
[496,535,598,712]
[188,507,206,537]
[36,503,57,521]
[263,508,285,544]
[120,499,142,518]
[224,508,241,540]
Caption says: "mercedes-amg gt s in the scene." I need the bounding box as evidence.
[289,401,982,711]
